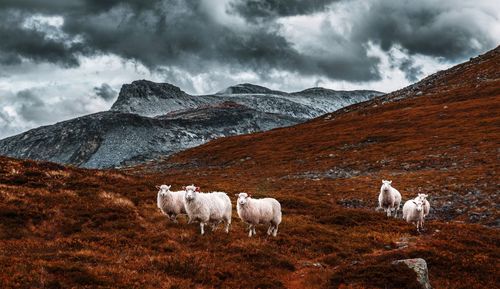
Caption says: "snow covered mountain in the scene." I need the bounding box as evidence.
[111,80,382,119]
[0,81,382,168]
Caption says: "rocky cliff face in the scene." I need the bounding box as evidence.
[0,102,300,168]
[0,80,382,168]
[111,80,383,119]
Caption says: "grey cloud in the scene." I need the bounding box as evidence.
[0,0,498,84]
[94,83,117,101]
[353,0,497,60]
[17,89,52,122]
[0,10,88,67]
[230,0,339,19]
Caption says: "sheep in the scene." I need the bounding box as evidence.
[415,193,430,228]
[378,180,402,217]
[402,197,427,232]
[236,192,282,237]
[156,185,186,223]
[183,185,232,235]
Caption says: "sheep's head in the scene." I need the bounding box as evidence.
[156,184,171,195]
[236,192,251,206]
[184,185,200,202]
[413,199,424,212]
[381,180,392,191]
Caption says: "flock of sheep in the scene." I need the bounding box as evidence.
[378,180,431,232]
[157,185,282,236]
[156,180,431,236]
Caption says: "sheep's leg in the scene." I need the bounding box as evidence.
[273,224,279,237]
[252,226,257,235]
[248,225,253,237]
[224,220,230,233]
[386,208,391,217]
[267,225,273,235]
[200,222,205,235]
[170,214,178,223]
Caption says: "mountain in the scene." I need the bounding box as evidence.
[111,80,383,119]
[0,81,382,168]
[0,102,300,168]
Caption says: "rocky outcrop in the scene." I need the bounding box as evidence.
[392,258,432,289]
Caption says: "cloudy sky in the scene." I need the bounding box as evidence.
[0,0,499,138]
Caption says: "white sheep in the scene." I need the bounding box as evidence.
[183,185,232,235]
[415,193,430,227]
[402,197,427,232]
[236,192,282,237]
[378,180,402,217]
[156,185,187,223]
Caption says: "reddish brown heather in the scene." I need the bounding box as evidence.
[1,47,499,288]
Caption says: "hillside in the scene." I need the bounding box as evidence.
[144,46,500,227]
[0,47,498,288]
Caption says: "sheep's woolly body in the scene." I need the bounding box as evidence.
[157,186,186,223]
[183,189,232,235]
[402,200,425,232]
[237,196,282,237]
[378,181,402,217]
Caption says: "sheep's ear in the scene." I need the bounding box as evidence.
[196,187,200,192]
[234,193,239,197]
[247,194,252,198]
[182,186,186,190]
[389,180,392,184]
[155,185,160,189]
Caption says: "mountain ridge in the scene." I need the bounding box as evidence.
[0,81,382,168]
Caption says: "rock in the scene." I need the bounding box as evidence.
[392,258,432,289]
[301,261,324,269]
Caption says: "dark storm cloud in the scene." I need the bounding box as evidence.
[230,0,339,19]
[94,83,117,101]
[0,10,89,67]
[0,0,497,82]
[353,1,497,60]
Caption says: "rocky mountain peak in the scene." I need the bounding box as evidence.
[218,83,286,95]
[110,80,193,115]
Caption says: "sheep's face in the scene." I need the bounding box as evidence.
[381,180,392,191]
[414,200,424,212]
[157,185,171,196]
[184,185,199,202]
[237,193,250,206]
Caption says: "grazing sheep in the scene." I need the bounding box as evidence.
[402,198,426,232]
[378,180,402,217]
[156,185,186,223]
[415,193,430,228]
[236,192,282,237]
[183,185,232,235]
